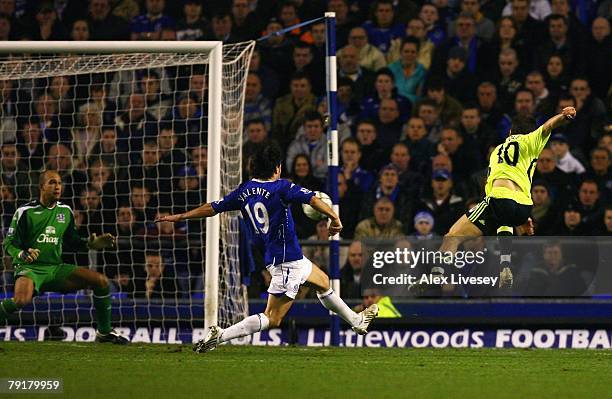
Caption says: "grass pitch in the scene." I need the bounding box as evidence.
[2,342,611,399]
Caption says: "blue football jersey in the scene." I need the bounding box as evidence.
[211,179,316,267]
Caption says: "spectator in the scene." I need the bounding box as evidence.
[513,89,541,123]
[131,0,174,41]
[431,12,484,76]
[289,153,323,191]
[533,147,575,204]
[507,0,545,55]
[525,241,587,296]
[411,211,436,240]
[337,44,375,101]
[327,0,357,48]
[285,111,327,179]
[141,70,172,121]
[577,179,604,229]
[0,79,16,143]
[491,48,524,113]
[291,42,324,96]
[70,19,90,41]
[130,138,173,205]
[114,92,155,155]
[87,0,130,40]
[16,120,44,172]
[448,0,495,42]
[78,185,103,234]
[355,120,387,173]
[338,172,363,239]
[189,145,207,184]
[88,158,125,214]
[569,78,607,146]
[354,197,404,240]
[476,81,511,139]
[388,18,434,70]
[172,165,204,214]
[362,0,405,54]
[387,36,426,103]
[157,125,186,165]
[172,93,204,148]
[346,26,387,72]
[310,20,327,65]
[482,16,530,73]
[550,133,586,174]
[72,102,104,171]
[205,11,240,43]
[360,164,413,230]
[277,1,312,43]
[598,205,612,235]
[35,92,70,144]
[89,127,130,180]
[341,137,374,194]
[130,183,156,222]
[389,142,424,198]
[48,75,75,116]
[272,72,317,151]
[417,169,464,235]
[503,0,551,20]
[30,1,68,40]
[231,0,260,41]
[0,141,32,204]
[543,54,570,97]
[419,78,463,127]
[258,18,293,85]
[375,98,404,152]
[341,240,364,298]
[416,98,444,143]
[534,14,585,77]
[551,0,589,45]
[244,73,273,132]
[584,147,611,198]
[356,288,402,317]
[359,68,412,122]
[531,180,561,235]
[525,71,555,119]
[586,17,612,100]
[558,202,587,235]
[242,119,277,180]
[419,3,446,46]
[136,252,178,300]
[175,0,207,41]
[436,46,478,104]
[459,104,498,162]
[401,116,436,174]
[439,126,483,181]
[0,10,14,41]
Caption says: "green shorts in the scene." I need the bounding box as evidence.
[14,263,78,295]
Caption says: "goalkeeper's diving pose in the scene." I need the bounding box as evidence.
[0,170,128,344]
[437,106,577,288]
[156,145,378,353]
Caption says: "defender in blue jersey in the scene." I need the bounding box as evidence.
[157,145,378,353]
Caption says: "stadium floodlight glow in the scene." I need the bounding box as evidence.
[0,41,254,338]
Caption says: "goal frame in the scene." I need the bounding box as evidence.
[0,41,224,333]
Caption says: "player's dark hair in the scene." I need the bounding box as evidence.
[249,144,282,179]
[510,115,537,135]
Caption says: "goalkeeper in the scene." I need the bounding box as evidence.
[0,170,128,344]
[438,107,577,288]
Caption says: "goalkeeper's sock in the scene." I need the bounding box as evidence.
[93,287,112,335]
[0,298,18,323]
[218,313,269,344]
[317,288,361,327]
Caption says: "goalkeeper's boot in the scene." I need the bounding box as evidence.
[96,329,129,345]
[499,267,513,289]
[193,325,223,353]
[351,304,379,335]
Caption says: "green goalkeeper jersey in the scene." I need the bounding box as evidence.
[3,200,89,266]
[485,125,549,205]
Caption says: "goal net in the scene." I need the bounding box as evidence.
[0,41,253,343]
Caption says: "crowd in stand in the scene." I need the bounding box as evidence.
[0,0,610,299]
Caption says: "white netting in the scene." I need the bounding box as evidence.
[0,41,254,340]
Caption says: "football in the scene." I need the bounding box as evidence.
[302,191,332,221]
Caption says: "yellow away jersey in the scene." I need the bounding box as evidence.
[485,125,549,205]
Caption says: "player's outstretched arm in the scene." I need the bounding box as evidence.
[309,196,343,236]
[155,203,217,223]
[540,106,576,137]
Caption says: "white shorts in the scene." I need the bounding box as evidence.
[267,257,313,299]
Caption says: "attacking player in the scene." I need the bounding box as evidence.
[156,145,378,353]
[439,106,577,287]
[0,170,128,344]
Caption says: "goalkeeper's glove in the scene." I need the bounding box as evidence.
[18,248,40,263]
[88,233,116,250]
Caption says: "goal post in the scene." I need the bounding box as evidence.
[0,40,253,341]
